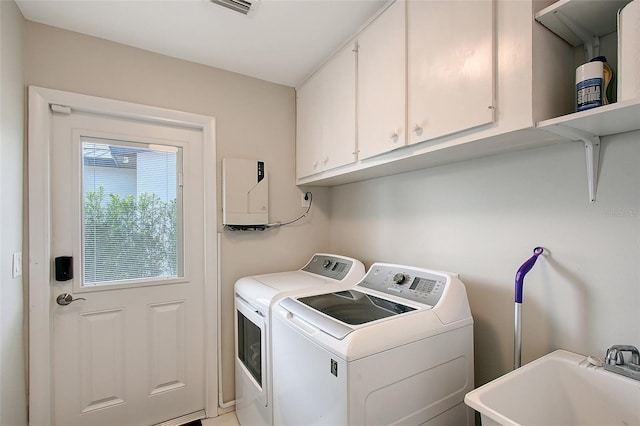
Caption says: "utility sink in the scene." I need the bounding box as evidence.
[464,350,640,426]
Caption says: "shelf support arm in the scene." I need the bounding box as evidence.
[584,135,601,204]
[544,124,601,204]
[554,11,600,60]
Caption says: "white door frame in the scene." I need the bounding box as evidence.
[28,86,218,426]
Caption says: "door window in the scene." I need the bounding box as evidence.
[82,137,183,286]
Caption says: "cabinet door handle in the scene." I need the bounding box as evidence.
[413,124,423,135]
[322,156,329,164]
[312,160,319,169]
[389,132,399,142]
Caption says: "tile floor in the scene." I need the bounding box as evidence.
[202,412,240,426]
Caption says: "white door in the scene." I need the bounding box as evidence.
[49,107,205,426]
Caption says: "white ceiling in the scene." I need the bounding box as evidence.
[16,0,387,87]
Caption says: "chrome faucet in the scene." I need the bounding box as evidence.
[604,345,640,381]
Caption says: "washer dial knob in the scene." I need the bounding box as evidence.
[393,273,407,284]
[323,259,333,269]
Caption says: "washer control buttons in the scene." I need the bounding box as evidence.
[323,259,333,269]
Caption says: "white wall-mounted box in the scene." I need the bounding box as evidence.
[222,158,268,226]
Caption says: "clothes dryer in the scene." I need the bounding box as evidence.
[272,263,474,426]
[234,253,365,426]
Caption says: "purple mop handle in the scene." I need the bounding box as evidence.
[515,247,544,303]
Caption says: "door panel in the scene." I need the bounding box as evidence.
[148,300,187,395]
[51,110,205,426]
[79,309,126,413]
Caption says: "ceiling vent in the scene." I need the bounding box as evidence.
[209,0,254,15]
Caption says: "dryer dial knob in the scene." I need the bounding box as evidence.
[393,273,407,284]
[323,259,333,269]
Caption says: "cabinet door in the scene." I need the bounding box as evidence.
[296,74,323,179]
[408,0,495,145]
[322,43,357,171]
[357,0,407,160]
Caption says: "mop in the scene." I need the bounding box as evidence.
[514,247,544,369]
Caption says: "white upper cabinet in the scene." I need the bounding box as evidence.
[296,0,608,189]
[322,43,357,171]
[407,0,495,144]
[296,43,357,179]
[357,0,407,160]
[296,73,323,179]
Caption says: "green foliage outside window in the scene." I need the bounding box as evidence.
[84,186,178,284]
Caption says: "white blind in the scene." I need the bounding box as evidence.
[82,139,181,285]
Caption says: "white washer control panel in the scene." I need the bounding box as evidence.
[358,264,447,306]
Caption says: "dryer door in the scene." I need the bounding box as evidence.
[235,296,267,406]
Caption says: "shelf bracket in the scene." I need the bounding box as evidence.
[544,124,601,204]
[554,10,600,61]
[583,136,601,204]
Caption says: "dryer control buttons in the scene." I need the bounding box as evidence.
[303,255,354,280]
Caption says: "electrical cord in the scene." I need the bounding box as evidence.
[265,191,312,229]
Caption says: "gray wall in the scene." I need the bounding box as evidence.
[329,134,640,385]
[24,21,331,406]
[0,1,27,425]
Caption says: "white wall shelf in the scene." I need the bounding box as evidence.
[535,0,639,202]
[535,0,630,60]
[538,96,640,136]
[535,0,630,46]
[537,96,640,203]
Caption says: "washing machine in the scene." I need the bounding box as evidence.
[271,263,474,426]
[234,253,365,426]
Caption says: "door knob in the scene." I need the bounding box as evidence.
[56,293,86,306]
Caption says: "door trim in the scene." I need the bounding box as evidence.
[28,86,218,425]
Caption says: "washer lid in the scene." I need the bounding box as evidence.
[299,290,416,325]
[280,290,416,340]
